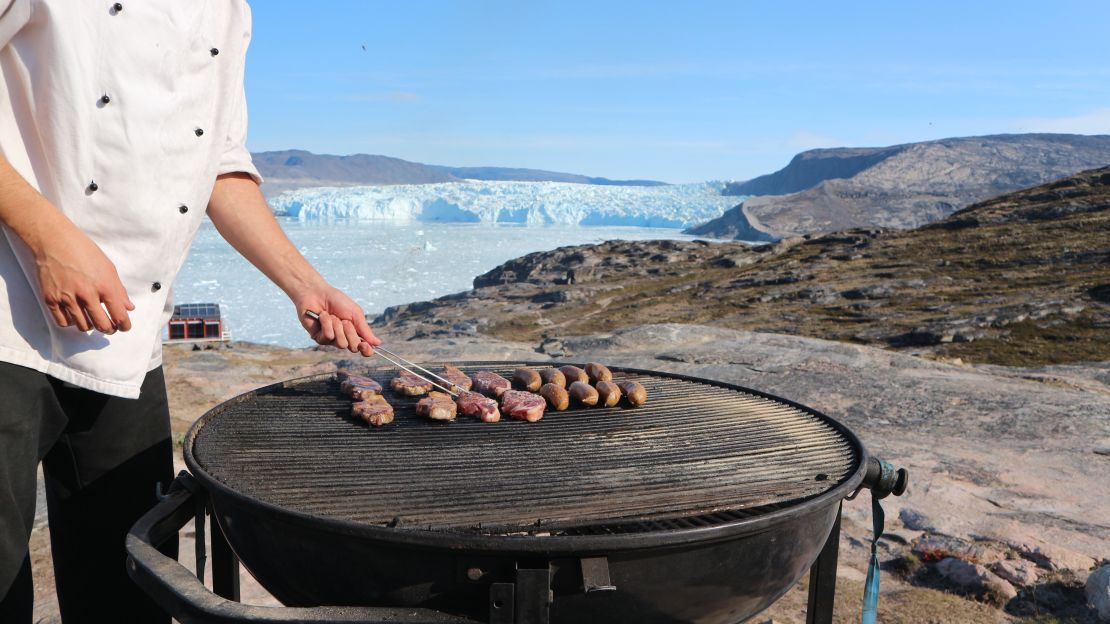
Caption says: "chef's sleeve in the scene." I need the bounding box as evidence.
[0,0,30,50]
[216,26,263,185]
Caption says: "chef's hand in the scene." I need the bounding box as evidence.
[294,285,381,356]
[34,220,134,334]
[0,153,132,334]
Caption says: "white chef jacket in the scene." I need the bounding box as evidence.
[0,0,261,398]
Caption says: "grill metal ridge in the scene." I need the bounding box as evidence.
[187,363,866,545]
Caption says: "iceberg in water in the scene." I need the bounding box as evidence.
[268,180,743,228]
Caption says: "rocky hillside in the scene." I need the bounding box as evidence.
[696,133,1110,237]
[375,166,1110,367]
[252,149,664,195]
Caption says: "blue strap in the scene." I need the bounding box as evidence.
[862,493,885,624]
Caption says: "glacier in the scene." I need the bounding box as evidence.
[268,180,743,228]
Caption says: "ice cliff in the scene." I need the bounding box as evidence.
[268,180,742,228]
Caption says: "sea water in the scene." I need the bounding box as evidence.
[172,219,698,347]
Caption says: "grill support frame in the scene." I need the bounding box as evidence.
[806,506,842,624]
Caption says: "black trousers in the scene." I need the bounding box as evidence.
[0,362,176,623]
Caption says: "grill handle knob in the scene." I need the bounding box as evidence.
[862,457,908,499]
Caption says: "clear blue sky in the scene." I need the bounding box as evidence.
[245,1,1110,183]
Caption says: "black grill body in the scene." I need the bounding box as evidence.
[179,364,869,624]
[210,490,839,622]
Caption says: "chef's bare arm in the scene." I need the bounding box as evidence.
[0,153,133,333]
[206,172,381,355]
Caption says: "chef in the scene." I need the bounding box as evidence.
[0,2,380,621]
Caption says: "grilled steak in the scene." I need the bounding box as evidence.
[416,391,457,421]
[391,370,434,396]
[439,365,473,392]
[456,391,501,423]
[339,374,383,400]
[351,395,394,427]
[501,390,546,422]
[470,371,511,398]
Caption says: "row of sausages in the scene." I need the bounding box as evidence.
[512,363,647,411]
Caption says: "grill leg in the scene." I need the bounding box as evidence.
[513,567,551,624]
[211,520,240,601]
[806,504,841,624]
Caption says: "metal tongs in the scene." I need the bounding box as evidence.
[304,310,465,397]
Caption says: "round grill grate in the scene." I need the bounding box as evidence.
[189,363,860,535]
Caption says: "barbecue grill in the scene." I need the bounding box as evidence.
[127,363,907,624]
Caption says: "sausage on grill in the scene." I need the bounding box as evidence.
[559,365,589,385]
[595,380,621,407]
[513,368,542,392]
[539,383,570,411]
[568,381,599,407]
[616,381,647,407]
[538,367,566,389]
[585,362,613,383]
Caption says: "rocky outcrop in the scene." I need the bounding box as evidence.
[699,133,1110,237]
[683,201,778,241]
[991,560,1040,588]
[935,558,1017,606]
[1088,566,1110,622]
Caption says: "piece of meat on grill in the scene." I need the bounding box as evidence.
[558,365,589,385]
[595,380,622,407]
[339,375,383,400]
[616,381,648,407]
[390,370,434,396]
[415,391,458,421]
[439,365,472,392]
[470,371,511,398]
[539,383,569,411]
[585,362,613,383]
[568,381,599,407]
[513,368,542,392]
[501,390,546,422]
[456,391,501,423]
[538,367,566,389]
[351,395,394,427]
